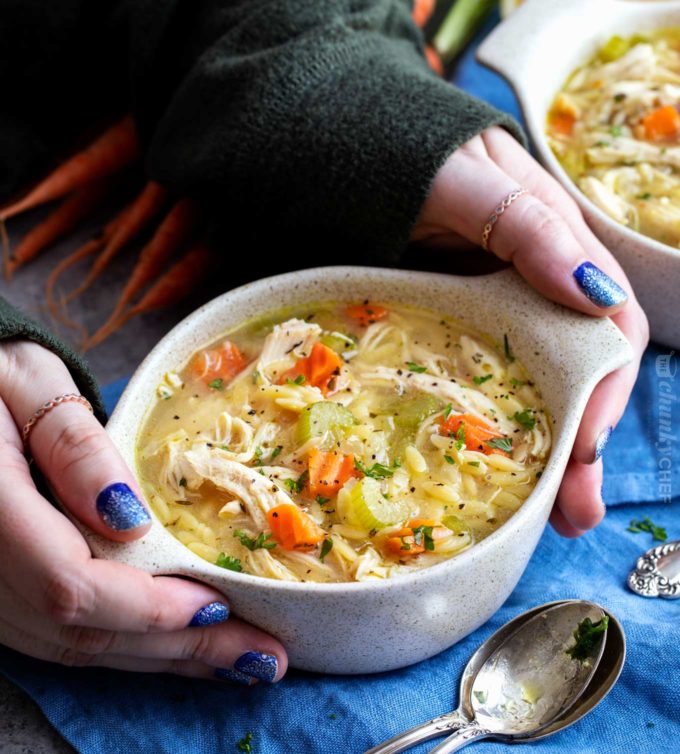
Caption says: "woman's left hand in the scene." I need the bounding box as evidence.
[413,126,649,537]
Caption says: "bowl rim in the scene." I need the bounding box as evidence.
[478,0,680,262]
[107,265,631,594]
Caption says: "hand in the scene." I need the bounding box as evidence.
[413,126,649,537]
[0,341,287,684]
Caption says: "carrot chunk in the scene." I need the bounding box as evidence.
[279,342,343,395]
[345,302,389,327]
[385,518,447,556]
[191,340,248,386]
[438,413,510,457]
[549,112,576,136]
[412,0,435,27]
[306,448,358,498]
[267,504,325,551]
[642,105,680,141]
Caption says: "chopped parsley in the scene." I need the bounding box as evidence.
[473,690,488,705]
[637,192,652,200]
[328,713,337,720]
[406,361,427,373]
[286,374,306,385]
[513,409,536,430]
[444,455,456,465]
[443,403,453,419]
[216,553,243,572]
[593,140,610,147]
[614,92,626,102]
[251,370,260,385]
[566,615,609,662]
[473,374,493,385]
[316,495,330,507]
[233,530,277,551]
[454,424,466,452]
[270,445,283,461]
[468,461,480,468]
[412,525,435,551]
[627,516,667,542]
[254,446,264,465]
[503,334,515,363]
[355,459,396,479]
[509,378,526,388]
[283,470,309,495]
[208,378,224,390]
[609,124,623,137]
[319,538,333,563]
[236,732,254,752]
[487,436,513,453]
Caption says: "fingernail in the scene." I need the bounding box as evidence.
[234,651,278,683]
[594,426,613,462]
[573,262,628,308]
[189,601,229,627]
[214,667,256,686]
[96,483,151,531]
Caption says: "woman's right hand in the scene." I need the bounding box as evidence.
[0,340,287,685]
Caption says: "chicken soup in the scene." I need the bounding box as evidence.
[137,302,551,583]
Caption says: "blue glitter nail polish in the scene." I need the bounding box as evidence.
[594,426,613,461]
[96,483,151,531]
[214,667,254,686]
[189,601,229,627]
[234,651,278,683]
[573,262,628,308]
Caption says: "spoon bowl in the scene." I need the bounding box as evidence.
[365,600,625,754]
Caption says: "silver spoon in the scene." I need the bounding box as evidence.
[365,600,624,754]
[628,538,680,598]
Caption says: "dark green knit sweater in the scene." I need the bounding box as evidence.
[0,0,523,416]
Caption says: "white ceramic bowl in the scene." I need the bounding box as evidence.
[94,267,631,674]
[478,0,680,349]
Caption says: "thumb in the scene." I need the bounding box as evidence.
[2,342,150,542]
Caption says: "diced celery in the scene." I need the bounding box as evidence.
[320,332,357,354]
[344,478,408,530]
[442,514,471,536]
[296,401,356,445]
[599,35,631,62]
[388,394,444,430]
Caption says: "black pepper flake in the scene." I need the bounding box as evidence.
[173,415,180,420]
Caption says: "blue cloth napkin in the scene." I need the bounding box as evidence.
[2,11,679,754]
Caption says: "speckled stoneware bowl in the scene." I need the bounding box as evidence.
[478,0,680,349]
[94,266,631,674]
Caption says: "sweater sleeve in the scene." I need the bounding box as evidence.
[0,298,106,424]
[131,0,525,263]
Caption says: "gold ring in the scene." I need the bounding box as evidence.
[22,394,94,453]
[481,188,528,251]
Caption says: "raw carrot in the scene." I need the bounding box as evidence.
[642,105,680,141]
[4,179,116,280]
[438,412,510,456]
[279,342,343,395]
[266,504,325,551]
[425,45,444,76]
[385,518,448,556]
[412,0,436,27]
[190,340,248,386]
[65,181,167,302]
[305,448,358,498]
[45,212,124,325]
[0,115,139,221]
[345,302,388,327]
[82,242,212,350]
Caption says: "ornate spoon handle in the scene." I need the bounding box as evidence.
[628,538,680,598]
[364,710,469,754]
[426,720,491,753]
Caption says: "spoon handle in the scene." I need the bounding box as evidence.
[364,710,469,754]
[628,538,680,598]
[426,721,491,753]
